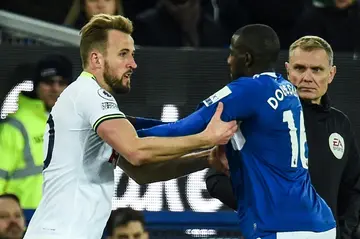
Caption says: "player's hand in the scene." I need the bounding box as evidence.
[208,145,230,176]
[203,102,238,146]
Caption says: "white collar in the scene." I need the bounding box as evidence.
[259,72,276,78]
[252,72,277,79]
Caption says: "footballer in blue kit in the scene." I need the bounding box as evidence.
[135,24,336,239]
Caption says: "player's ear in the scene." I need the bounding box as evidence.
[244,52,253,68]
[89,51,104,70]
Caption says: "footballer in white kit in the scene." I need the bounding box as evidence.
[24,14,238,239]
[23,72,123,239]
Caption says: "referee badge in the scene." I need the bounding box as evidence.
[329,133,345,159]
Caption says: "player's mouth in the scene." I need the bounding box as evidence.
[123,72,132,80]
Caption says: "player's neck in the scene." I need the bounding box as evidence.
[83,68,113,93]
[247,66,275,76]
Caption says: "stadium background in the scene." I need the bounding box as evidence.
[1,45,360,238]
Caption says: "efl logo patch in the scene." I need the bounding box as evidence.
[203,86,232,107]
[328,133,345,159]
[98,89,115,101]
[101,102,117,110]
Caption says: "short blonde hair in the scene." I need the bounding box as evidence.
[289,36,334,65]
[79,14,133,68]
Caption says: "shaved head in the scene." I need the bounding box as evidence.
[228,24,280,79]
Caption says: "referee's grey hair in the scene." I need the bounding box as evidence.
[289,36,334,66]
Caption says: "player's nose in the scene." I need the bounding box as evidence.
[129,58,137,69]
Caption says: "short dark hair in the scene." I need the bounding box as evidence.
[106,207,146,235]
[0,193,21,206]
[233,24,280,64]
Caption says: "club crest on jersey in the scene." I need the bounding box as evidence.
[203,86,232,107]
[98,89,115,101]
[328,133,345,159]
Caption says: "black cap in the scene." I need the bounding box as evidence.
[34,54,73,87]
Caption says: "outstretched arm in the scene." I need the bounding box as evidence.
[98,103,237,166]
[118,149,211,185]
[136,82,258,139]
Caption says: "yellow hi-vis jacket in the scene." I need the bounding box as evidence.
[0,93,48,209]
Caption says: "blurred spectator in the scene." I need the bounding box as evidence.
[0,194,25,239]
[215,0,310,48]
[0,54,73,210]
[122,0,215,25]
[106,207,149,239]
[2,0,74,25]
[122,0,158,21]
[133,0,228,48]
[64,0,124,30]
[293,0,360,52]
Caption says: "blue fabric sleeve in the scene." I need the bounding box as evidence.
[136,104,218,138]
[137,79,259,138]
[134,117,165,130]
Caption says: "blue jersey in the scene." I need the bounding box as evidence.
[137,72,335,239]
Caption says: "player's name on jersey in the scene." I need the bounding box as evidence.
[267,83,297,110]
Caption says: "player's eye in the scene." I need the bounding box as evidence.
[119,52,127,57]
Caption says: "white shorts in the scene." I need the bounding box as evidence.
[258,227,337,239]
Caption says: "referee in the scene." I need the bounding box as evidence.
[206,36,360,239]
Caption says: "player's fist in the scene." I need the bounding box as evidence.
[208,145,230,176]
[204,102,238,146]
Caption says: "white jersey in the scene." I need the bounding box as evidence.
[24,71,125,239]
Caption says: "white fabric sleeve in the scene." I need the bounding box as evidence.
[75,86,125,132]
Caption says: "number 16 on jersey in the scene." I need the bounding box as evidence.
[283,110,308,169]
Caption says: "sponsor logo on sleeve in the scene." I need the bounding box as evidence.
[101,102,118,110]
[202,86,232,107]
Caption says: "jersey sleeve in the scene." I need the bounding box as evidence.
[200,79,260,122]
[137,79,260,138]
[136,109,209,137]
[75,87,126,132]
